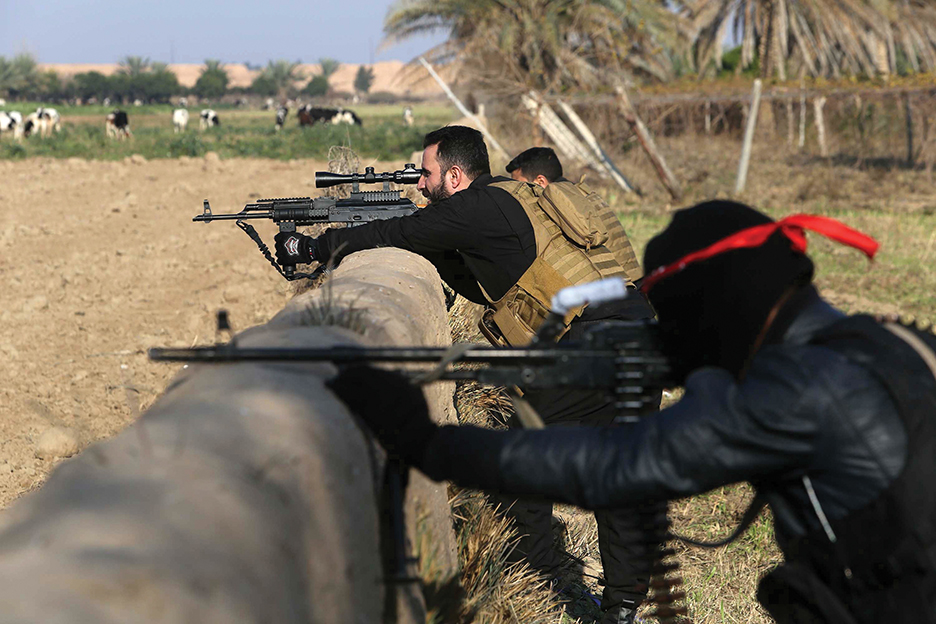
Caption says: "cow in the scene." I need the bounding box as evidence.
[23,113,46,138]
[403,106,414,127]
[297,105,362,127]
[178,96,189,108]
[0,111,23,140]
[172,108,189,133]
[199,109,220,130]
[262,98,275,111]
[36,108,61,134]
[106,110,131,139]
[274,106,288,132]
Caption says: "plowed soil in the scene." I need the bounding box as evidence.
[0,155,385,508]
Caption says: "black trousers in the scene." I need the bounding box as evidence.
[500,319,665,621]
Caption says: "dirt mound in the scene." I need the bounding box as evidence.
[0,157,405,509]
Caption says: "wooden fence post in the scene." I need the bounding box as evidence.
[705,100,712,134]
[787,97,795,146]
[615,84,683,201]
[799,89,807,149]
[904,93,915,167]
[814,96,828,158]
[735,79,763,195]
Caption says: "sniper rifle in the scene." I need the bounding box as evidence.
[194,164,421,281]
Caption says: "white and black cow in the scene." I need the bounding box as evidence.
[23,112,46,138]
[106,110,131,139]
[296,105,362,127]
[36,107,61,134]
[0,111,23,140]
[172,108,189,133]
[199,109,220,130]
[274,105,288,132]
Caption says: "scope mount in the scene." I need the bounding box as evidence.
[315,164,420,193]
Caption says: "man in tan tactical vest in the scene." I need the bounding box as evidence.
[275,126,658,624]
[507,146,643,282]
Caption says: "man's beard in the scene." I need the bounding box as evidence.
[423,182,452,204]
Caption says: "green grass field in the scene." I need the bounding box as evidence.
[0,103,459,162]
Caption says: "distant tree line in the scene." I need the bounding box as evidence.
[0,53,379,104]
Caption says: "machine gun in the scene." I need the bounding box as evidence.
[149,279,674,422]
[148,278,684,621]
[195,164,421,281]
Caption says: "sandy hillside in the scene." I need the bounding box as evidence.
[0,156,401,509]
[39,61,451,96]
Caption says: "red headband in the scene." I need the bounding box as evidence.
[641,214,879,294]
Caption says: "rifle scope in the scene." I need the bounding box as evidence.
[315,164,421,189]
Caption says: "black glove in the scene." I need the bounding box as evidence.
[274,232,318,265]
[327,365,438,467]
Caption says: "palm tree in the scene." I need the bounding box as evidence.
[682,0,936,79]
[203,59,225,74]
[319,57,341,79]
[260,60,305,98]
[384,0,690,92]
[118,56,151,77]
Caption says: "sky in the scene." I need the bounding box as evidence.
[0,0,449,65]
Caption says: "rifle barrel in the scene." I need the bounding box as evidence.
[148,345,615,363]
[193,211,274,222]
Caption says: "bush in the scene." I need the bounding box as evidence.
[354,66,375,94]
[249,74,278,96]
[168,133,207,157]
[367,91,399,104]
[303,75,329,97]
[194,61,228,99]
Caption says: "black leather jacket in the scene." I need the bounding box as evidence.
[425,289,909,545]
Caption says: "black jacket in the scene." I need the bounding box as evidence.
[316,174,536,304]
[315,174,652,321]
[424,288,909,544]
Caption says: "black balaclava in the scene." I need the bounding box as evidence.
[643,201,814,382]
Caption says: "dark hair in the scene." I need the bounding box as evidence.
[423,126,490,179]
[505,147,563,182]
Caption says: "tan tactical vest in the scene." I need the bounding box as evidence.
[551,180,643,281]
[477,180,633,347]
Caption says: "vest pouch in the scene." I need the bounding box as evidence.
[758,562,859,624]
[485,257,578,347]
[539,183,609,249]
[478,307,509,348]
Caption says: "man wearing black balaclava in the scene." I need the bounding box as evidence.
[330,201,936,623]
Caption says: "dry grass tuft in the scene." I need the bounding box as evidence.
[451,491,567,624]
[455,382,513,429]
[448,295,487,344]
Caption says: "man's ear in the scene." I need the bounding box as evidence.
[534,174,550,188]
[448,165,465,188]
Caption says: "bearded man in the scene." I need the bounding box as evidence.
[275,126,659,623]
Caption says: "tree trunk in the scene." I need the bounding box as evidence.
[615,84,683,201]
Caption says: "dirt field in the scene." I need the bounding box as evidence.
[2,134,935,623]
[0,155,411,508]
